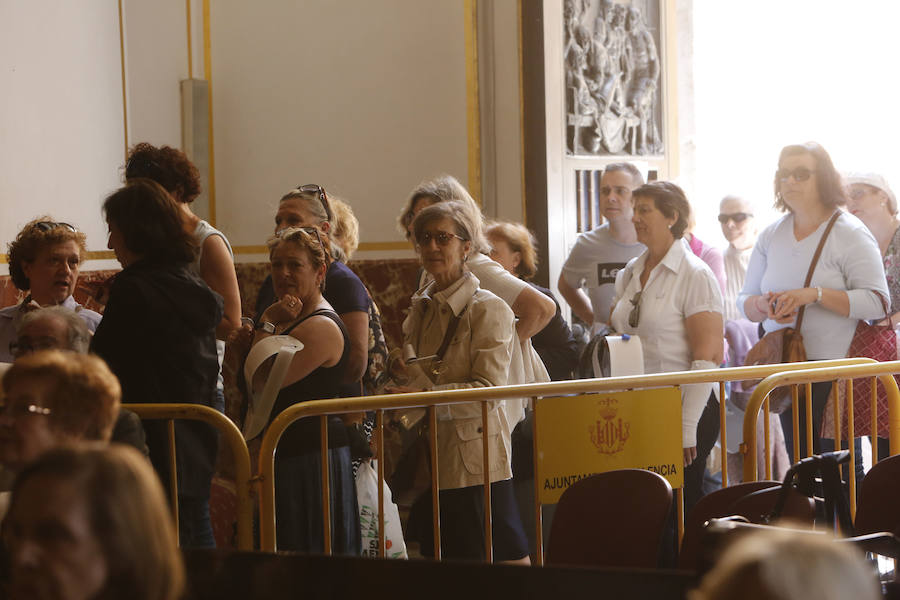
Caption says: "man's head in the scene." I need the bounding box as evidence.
[12,306,90,359]
[718,195,757,251]
[600,163,644,224]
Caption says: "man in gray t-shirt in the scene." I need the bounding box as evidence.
[558,163,645,332]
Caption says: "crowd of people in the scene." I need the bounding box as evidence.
[0,140,894,595]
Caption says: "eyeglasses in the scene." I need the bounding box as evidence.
[0,402,52,419]
[848,186,877,201]
[9,337,63,358]
[717,212,753,224]
[295,184,333,223]
[276,226,331,265]
[415,231,466,247]
[776,167,816,183]
[33,221,77,233]
[628,290,643,328]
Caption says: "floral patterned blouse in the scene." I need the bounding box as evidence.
[883,225,900,313]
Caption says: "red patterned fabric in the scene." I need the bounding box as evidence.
[844,320,897,438]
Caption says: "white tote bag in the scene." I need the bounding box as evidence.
[356,460,408,559]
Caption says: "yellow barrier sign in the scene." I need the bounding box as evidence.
[535,388,683,504]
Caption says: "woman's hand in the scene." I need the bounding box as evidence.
[227,320,254,357]
[683,446,697,467]
[261,295,303,327]
[768,288,817,323]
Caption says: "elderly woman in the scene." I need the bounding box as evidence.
[738,143,889,462]
[486,221,579,381]
[2,445,185,600]
[0,351,120,477]
[609,182,724,510]
[250,227,359,554]
[390,202,529,564]
[90,179,223,549]
[842,172,899,462]
[253,186,379,401]
[124,142,241,413]
[0,219,101,363]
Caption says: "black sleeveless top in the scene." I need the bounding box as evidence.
[271,308,351,457]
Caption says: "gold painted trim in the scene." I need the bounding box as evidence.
[203,0,217,226]
[516,0,526,222]
[231,242,411,256]
[464,0,482,206]
[186,0,193,78]
[117,0,128,159]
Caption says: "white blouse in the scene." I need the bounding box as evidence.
[610,238,724,374]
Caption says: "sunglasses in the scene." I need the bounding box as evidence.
[628,290,642,328]
[717,212,753,224]
[125,154,166,180]
[279,225,327,253]
[295,184,333,223]
[776,167,816,183]
[33,221,77,233]
[0,401,52,418]
[415,231,465,247]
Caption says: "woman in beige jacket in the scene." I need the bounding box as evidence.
[389,201,529,564]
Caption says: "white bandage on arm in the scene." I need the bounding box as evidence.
[681,360,717,447]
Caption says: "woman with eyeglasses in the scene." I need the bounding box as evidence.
[389,201,529,564]
[737,143,888,463]
[123,143,242,415]
[839,173,899,464]
[248,227,359,554]
[609,181,724,511]
[0,219,101,363]
[91,179,223,549]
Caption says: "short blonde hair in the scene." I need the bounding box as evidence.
[398,175,489,253]
[2,350,120,441]
[330,196,359,260]
[691,528,880,600]
[7,216,88,291]
[485,221,539,280]
[266,227,331,292]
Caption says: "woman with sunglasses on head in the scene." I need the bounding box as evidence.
[389,201,529,564]
[249,227,360,554]
[0,219,101,363]
[123,143,241,414]
[252,186,377,401]
[738,143,888,463]
[91,179,223,549]
[609,181,724,512]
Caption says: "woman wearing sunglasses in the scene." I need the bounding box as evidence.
[609,181,724,512]
[738,143,888,462]
[389,201,529,564]
[0,219,101,363]
[249,226,360,554]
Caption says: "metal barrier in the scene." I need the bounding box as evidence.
[256,358,869,562]
[741,361,900,517]
[126,403,255,551]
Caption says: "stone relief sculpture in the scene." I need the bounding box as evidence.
[565,0,663,156]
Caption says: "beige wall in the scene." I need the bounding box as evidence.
[1,0,528,276]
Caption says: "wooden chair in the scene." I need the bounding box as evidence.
[678,481,780,571]
[855,453,900,536]
[546,469,672,568]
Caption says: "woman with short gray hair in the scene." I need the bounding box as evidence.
[388,201,529,563]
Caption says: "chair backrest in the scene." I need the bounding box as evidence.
[546,469,673,569]
[855,453,900,536]
[728,486,815,525]
[678,481,780,571]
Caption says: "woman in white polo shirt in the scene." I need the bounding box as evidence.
[738,142,888,462]
[610,181,724,511]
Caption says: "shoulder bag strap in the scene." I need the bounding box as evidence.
[435,305,468,362]
[796,211,841,331]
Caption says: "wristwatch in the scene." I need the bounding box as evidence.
[256,320,276,334]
